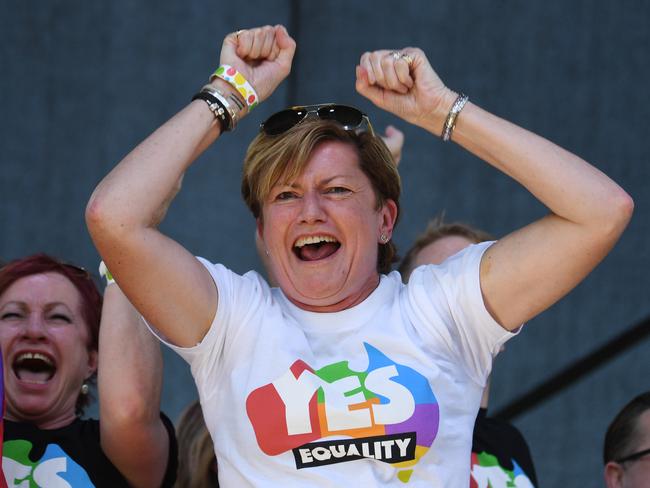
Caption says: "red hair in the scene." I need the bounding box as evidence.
[0,253,103,414]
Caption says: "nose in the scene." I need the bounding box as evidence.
[22,314,48,341]
[298,191,327,224]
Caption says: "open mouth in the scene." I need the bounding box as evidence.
[13,352,56,384]
[293,235,341,261]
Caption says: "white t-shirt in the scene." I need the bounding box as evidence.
[156,242,515,487]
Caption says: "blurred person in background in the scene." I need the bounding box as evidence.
[604,391,650,488]
[400,218,537,487]
[175,399,218,488]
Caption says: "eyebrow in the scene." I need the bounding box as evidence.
[0,301,28,311]
[0,301,74,313]
[283,174,354,189]
[44,302,74,314]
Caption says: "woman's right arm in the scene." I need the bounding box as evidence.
[86,25,295,347]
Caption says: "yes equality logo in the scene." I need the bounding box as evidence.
[470,452,535,488]
[246,343,439,483]
[3,440,95,486]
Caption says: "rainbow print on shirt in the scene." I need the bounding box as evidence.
[3,440,94,486]
[470,451,535,488]
[246,343,439,483]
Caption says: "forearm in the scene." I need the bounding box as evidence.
[99,284,170,488]
[87,97,221,236]
[98,284,163,422]
[423,95,632,233]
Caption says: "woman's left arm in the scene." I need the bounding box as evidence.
[356,48,634,331]
[98,283,170,488]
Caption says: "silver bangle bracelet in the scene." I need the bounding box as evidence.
[441,93,469,142]
[200,84,243,131]
[191,91,229,131]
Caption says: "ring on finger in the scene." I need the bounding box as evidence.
[399,53,414,66]
[390,51,401,60]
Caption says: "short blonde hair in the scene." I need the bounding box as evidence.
[242,119,401,273]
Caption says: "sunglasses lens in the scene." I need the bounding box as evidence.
[317,105,363,128]
[262,109,305,135]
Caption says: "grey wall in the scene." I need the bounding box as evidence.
[2,1,648,485]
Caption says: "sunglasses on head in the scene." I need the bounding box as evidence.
[61,262,93,279]
[260,104,374,136]
[53,261,97,286]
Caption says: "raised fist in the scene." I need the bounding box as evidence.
[220,25,296,103]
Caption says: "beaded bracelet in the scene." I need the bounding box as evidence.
[191,91,230,132]
[210,65,259,110]
[441,93,469,142]
[199,84,246,131]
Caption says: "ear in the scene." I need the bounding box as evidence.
[378,199,398,241]
[256,217,264,240]
[604,462,624,488]
[86,349,98,378]
[255,219,267,263]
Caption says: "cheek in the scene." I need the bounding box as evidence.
[57,328,92,358]
[265,210,295,241]
[350,208,382,234]
[0,331,10,346]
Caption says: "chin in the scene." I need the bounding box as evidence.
[7,381,61,420]
[8,398,55,421]
[290,289,340,308]
[288,276,346,303]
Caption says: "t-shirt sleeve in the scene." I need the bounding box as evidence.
[405,241,518,386]
[146,257,270,401]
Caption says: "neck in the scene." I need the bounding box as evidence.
[5,410,77,430]
[288,274,380,313]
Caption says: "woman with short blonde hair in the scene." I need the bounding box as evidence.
[86,24,632,486]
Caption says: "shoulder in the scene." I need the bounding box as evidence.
[409,241,495,284]
[197,257,272,300]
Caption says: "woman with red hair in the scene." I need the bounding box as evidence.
[0,254,177,487]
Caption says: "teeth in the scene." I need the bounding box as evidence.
[294,235,338,248]
[17,352,53,366]
[22,379,49,385]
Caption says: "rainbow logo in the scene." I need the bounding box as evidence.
[246,343,439,482]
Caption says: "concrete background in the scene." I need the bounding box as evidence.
[2,1,648,485]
